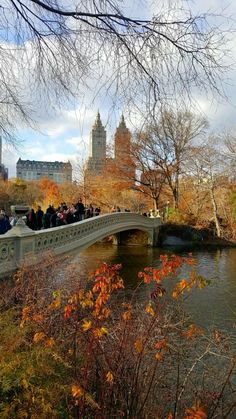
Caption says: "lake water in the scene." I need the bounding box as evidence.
[69,243,236,339]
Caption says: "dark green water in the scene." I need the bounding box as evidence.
[70,244,236,338]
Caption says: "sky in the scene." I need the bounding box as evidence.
[2,0,236,178]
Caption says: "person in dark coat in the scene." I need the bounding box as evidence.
[26,208,37,230]
[75,198,85,221]
[35,205,44,230]
[0,210,12,234]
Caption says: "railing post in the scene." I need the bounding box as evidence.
[5,205,36,266]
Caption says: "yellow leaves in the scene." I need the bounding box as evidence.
[134,338,143,353]
[79,291,94,309]
[182,324,204,340]
[21,378,29,389]
[71,384,100,410]
[93,327,108,338]
[81,319,92,332]
[184,402,207,418]
[33,331,54,347]
[145,303,155,317]
[105,371,114,383]
[172,279,190,298]
[33,332,46,343]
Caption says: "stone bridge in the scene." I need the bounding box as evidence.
[0,213,162,278]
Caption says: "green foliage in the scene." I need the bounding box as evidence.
[0,309,72,418]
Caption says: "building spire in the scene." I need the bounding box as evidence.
[94,110,102,127]
[118,113,127,130]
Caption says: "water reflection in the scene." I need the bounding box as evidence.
[68,244,236,339]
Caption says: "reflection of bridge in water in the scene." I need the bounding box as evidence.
[0,213,162,278]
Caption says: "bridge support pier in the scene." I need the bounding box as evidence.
[148,227,160,247]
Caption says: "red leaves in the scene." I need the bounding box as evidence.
[64,304,73,319]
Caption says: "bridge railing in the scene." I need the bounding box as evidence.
[0,213,162,278]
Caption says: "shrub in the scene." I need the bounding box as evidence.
[0,254,235,418]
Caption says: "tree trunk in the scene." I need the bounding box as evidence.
[210,186,221,238]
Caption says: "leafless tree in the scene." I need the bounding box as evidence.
[133,110,208,209]
[222,131,236,177]
[187,137,229,237]
[0,0,231,143]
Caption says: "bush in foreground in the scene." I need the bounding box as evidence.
[0,254,235,418]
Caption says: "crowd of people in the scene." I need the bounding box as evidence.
[25,200,102,231]
[0,200,102,234]
[0,201,158,235]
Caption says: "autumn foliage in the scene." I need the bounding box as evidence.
[0,254,235,418]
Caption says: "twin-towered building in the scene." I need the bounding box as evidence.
[86,112,134,179]
[16,112,134,183]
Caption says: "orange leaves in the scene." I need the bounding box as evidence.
[138,254,195,288]
[46,337,55,347]
[122,303,132,321]
[154,339,168,361]
[155,339,168,350]
[182,324,204,340]
[48,297,61,310]
[155,352,163,361]
[134,338,143,353]
[71,384,83,398]
[71,384,100,410]
[93,327,108,338]
[105,371,114,383]
[33,331,46,343]
[32,313,44,322]
[91,263,124,317]
[184,402,207,418]
[173,272,208,299]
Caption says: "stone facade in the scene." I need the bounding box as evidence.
[16,159,72,183]
[114,114,135,180]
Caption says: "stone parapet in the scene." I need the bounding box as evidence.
[0,213,162,278]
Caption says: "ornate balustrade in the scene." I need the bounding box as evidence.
[0,213,162,278]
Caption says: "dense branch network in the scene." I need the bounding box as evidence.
[0,0,231,142]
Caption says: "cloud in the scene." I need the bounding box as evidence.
[2,0,236,180]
